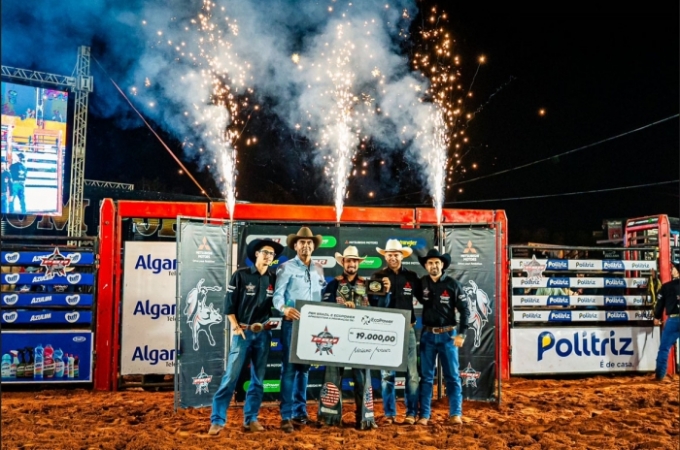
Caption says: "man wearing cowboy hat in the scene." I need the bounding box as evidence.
[273,226,326,432]
[653,261,680,382]
[316,246,378,430]
[208,238,283,435]
[371,238,420,425]
[416,248,470,426]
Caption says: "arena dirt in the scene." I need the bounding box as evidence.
[2,374,678,450]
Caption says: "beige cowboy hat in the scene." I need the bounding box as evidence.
[376,239,413,257]
[334,246,367,265]
[286,226,322,250]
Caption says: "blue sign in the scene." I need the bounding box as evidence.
[0,330,93,383]
[547,278,570,288]
[1,310,92,325]
[1,293,93,308]
[548,311,572,322]
[1,273,94,286]
[545,260,568,270]
[1,250,94,265]
[602,260,625,271]
[546,296,570,306]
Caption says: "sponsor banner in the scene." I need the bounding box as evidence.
[512,277,648,289]
[513,309,653,323]
[511,259,657,271]
[120,242,177,375]
[1,272,94,286]
[460,357,496,401]
[510,327,660,374]
[511,295,647,307]
[1,293,93,308]
[446,227,497,402]
[1,330,93,383]
[1,250,94,266]
[290,301,410,371]
[1,310,92,325]
[177,222,230,409]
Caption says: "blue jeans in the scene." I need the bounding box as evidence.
[280,319,310,420]
[381,326,419,418]
[418,329,462,418]
[210,329,271,426]
[656,316,680,380]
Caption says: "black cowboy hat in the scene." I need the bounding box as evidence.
[246,238,284,262]
[418,248,451,271]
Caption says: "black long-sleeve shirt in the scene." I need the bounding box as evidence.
[420,274,470,332]
[225,266,276,325]
[654,278,680,320]
[370,266,421,324]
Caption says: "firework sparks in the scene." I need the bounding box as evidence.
[191,0,250,218]
[409,6,484,223]
[319,23,362,223]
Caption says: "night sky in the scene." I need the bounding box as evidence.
[2,2,678,243]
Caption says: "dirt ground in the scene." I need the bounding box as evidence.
[1,374,679,450]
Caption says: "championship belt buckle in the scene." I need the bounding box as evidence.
[250,322,264,333]
[368,279,386,296]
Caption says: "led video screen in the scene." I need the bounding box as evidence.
[1,81,68,215]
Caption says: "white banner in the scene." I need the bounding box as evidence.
[512,277,648,289]
[290,301,410,371]
[512,309,654,322]
[511,259,657,271]
[511,295,648,307]
[121,242,177,375]
[510,326,660,374]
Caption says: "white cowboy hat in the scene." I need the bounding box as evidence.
[376,239,413,257]
[334,246,367,265]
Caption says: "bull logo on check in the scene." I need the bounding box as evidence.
[311,326,340,355]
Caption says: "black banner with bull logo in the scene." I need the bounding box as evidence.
[445,227,497,402]
[175,222,229,409]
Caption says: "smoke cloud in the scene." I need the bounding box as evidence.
[1,0,444,211]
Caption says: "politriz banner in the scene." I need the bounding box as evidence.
[176,222,229,409]
[510,327,660,374]
[120,242,177,375]
[446,228,497,402]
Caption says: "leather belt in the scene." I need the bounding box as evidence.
[239,322,276,333]
[423,325,455,334]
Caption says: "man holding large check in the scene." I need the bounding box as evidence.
[316,246,379,430]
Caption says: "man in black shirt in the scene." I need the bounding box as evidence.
[417,248,470,426]
[208,238,283,435]
[317,246,378,430]
[371,239,419,425]
[653,262,680,382]
[9,153,27,214]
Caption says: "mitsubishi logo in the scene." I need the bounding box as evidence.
[463,241,477,254]
[198,237,211,251]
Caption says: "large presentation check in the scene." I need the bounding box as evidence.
[290,301,410,372]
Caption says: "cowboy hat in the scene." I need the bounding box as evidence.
[286,226,322,250]
[418,248,451,270]
[247,238,284,262]
[334,246,367,265]
[376,239,413,257]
